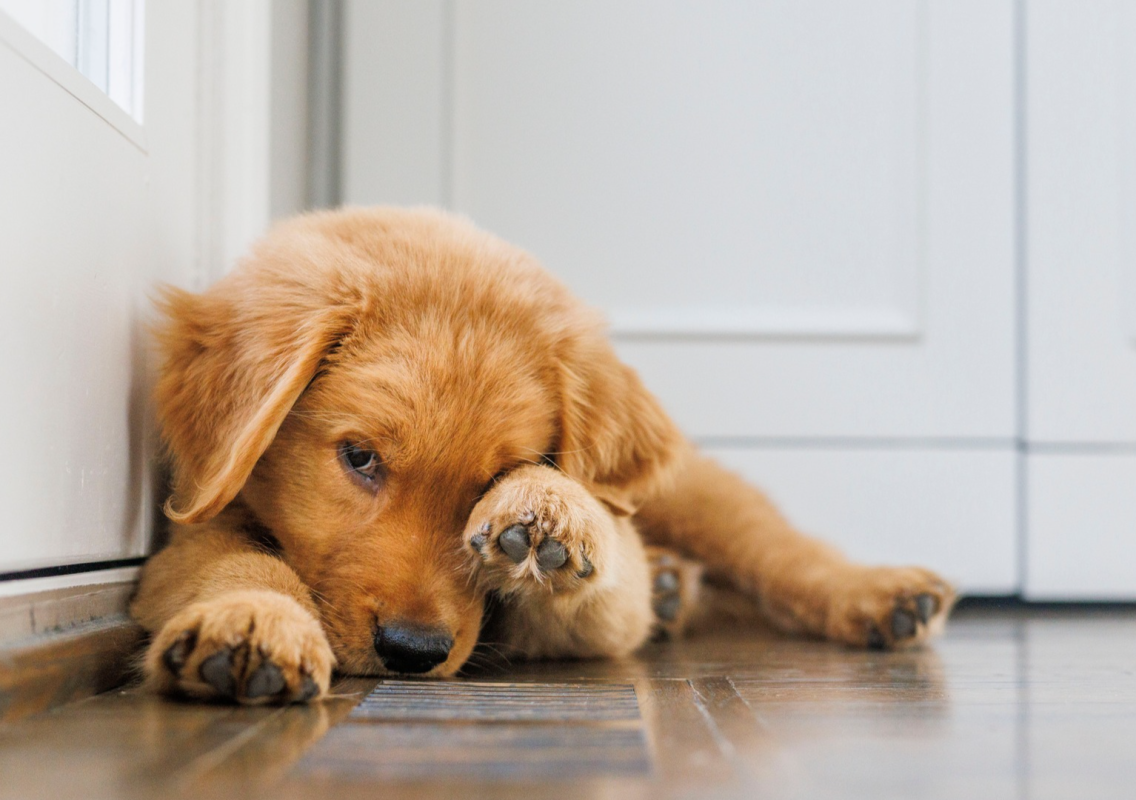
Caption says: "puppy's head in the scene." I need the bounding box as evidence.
[154,207,682,676]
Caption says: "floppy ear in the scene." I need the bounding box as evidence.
[556,335,684,513]
[153,273,351,525]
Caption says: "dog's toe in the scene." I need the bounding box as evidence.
[915,593,939,623]
[144,591,334,705]
[199,647,238,698]
[296,676,321,703]
[577,555,594,579]
[825,567,957,649]
[498,524,531,563]
[245,661,286,700]
[162,630,196,676]
[891,607,918,640]
[647,546,703,640]
[536,539,568,571]
[464,465,613,596]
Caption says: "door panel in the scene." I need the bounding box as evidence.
[0,6,202,572]
[1023,1,1136,599]
[1026,454,1136,600]
[452,2,922,341]
[706,447,1017,595]
[1026,1,1136,444]
[443,0,1016,439]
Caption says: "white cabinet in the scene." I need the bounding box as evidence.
[1028,455,1136,600]
[1024,1,1136,598]
[344,0,1019,594]
[706,447,1017,596]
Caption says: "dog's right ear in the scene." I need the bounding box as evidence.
[153,272,351,525]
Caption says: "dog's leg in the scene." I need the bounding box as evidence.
[635,447,956,649]
[644,545,703,640]
[130,510,335,704]
[463,464,654,660]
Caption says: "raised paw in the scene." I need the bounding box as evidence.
[464,465,612,596]
[144,589,335,704]
[826,566,957,650]
[646,546,703,640]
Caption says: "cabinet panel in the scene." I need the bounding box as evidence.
[704,447,1018,595]
[1027,1,1136,442]
[1026,454,1136,600]
[452,1,922,339]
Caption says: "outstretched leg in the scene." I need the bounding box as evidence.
[131,504,335,703]
[635,446,955,648]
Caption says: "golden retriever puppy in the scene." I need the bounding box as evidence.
[130,207,955,704]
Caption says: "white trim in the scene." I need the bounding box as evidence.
[0,567,140,599]
[194,0,310,286]
[1119,1,1136,345]
[0,5,145,150]
[608,306,920,340]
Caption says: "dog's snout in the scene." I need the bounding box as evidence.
[374,622,453,674]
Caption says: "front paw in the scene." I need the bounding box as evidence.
[464,465,608,595]
[826,566,956,649]
[143,590,335,704]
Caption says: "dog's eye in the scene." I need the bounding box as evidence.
[339,441,384,487]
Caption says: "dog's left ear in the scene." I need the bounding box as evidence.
[555,334,684,513]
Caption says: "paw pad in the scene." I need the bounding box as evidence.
[147,592,333,705]
[199,646,239,698]
[470,513,593,580]
[498,524,531,563]
[536,539,568,571]
[651,570,682,622]
[245,661,286,699]
[849,578,954,650]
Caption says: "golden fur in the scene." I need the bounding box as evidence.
[131,207,955,704]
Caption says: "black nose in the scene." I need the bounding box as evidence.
[374,623,453,674]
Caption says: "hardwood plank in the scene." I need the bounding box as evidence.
[348,679,641,722]
[0,617,142,723]
[634,677,736,788]
[185,678,381,793]
[0,609,1135,799]
[292,680,650,783]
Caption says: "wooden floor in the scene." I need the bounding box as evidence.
[1,606,1134,800]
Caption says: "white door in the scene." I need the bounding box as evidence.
[0,0,310,589]
[0,1,197,579]
[1025,1,1136,599]
[343,1,1019,594]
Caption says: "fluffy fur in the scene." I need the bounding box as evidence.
[131,207,955,704]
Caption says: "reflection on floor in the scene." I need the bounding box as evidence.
[1,606,1134,800]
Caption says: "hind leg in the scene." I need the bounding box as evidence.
[635,447,955,649]
[645,545,703,640]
